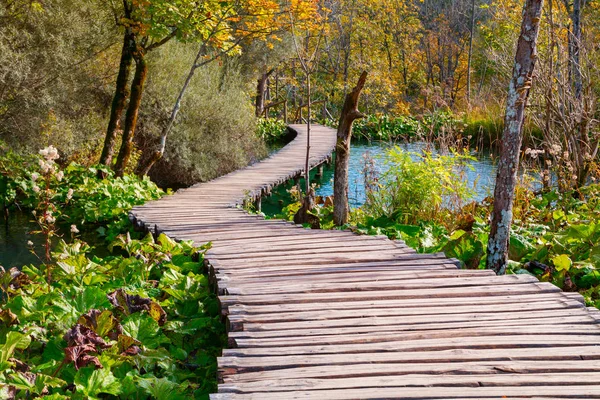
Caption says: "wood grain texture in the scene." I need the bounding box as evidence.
[130,124,600,399]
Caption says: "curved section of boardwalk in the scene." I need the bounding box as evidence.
[131,124,600,399]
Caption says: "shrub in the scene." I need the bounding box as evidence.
[137,44,267,188]
[256,118,289,144]
[363,147,476,224]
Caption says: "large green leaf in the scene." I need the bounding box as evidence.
[74,366,121,399]
[138,376,188,400]
[121,314,170,349]
[0,331,31,368]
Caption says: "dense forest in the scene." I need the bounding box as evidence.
[1,0,600,398]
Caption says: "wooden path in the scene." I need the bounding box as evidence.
[131,124,600,399]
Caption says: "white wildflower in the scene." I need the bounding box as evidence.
[31,172,39,181]
[70,224,79,234]
[66,188,74,200]
[56,170,64,181]
[549,144,561,155]
[32,185,40,193]
[40,161,54,174]
[39,145,59,161]
[27,241,34,247]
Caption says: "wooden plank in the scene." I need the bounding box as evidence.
[223,359,600,383]
[223,334,600,357]
[221,274,540,295]
[219,372,600,393]
[230,324,600,348]
[227,299,584,324]
[233,309,595,333]
[219,283,562,307]
[218,345,600,373]
[227,315,598,340]
[211,386,600,399]
[226,293,575,315]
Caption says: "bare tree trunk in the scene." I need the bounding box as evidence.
[333,71,367,226]
[305,73,312,193]
[114,51,148,177]
[255,69,275,117]
[486,0,544,274]
[572,0,582,100]
[98,31,134,170]
[255,73,268,117]
[466,0,476,107]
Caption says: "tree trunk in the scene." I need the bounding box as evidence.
[466,0,476,107]
[256,69,275,117]
[572,0,582,100]
[114,51,148,177]
[333,71,368,226]
[486,0,544,275]
[304,73,311,193]
[255,73,268,117]
[98,31,134,170]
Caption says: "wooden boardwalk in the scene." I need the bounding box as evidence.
[131,124,600,399]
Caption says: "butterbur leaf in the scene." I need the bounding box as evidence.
[64,324,111,349]
[0,309,19,326]
[121,314,170,349]
[74,366,121,399]
[108,288,152,316]
[138,376,187,400]
[148,302,167,326]
[117,334,141,356]
[0,267,31,293]
[78,309,122,339]
[552,254,572,272]
[1,331,32,365]
[64,344,102,370]
[63,324,111,370]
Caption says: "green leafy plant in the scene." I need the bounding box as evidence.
[0,233,223,399]
[256,118,289,144]
[363,147,476,224]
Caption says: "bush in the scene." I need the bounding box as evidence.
[256,118,289,144]
[0,0,118,160]
[363,147,476,224]
[137,44,267,188]
[353,115,421,141]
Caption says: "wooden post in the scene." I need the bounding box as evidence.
[333,72,368,226]
[315,164,324,180]
[253,196,262,213]
[486,0,544,274]
[283,100,288,123]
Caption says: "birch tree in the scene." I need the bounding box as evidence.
[486,0,544,274]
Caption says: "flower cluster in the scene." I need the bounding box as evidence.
[524,148,544,159]
[38,145,59,174]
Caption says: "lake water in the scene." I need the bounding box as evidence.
[0,210,109,269]
[261,140,508,216]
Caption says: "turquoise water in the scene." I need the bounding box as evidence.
[261,141,502,216]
